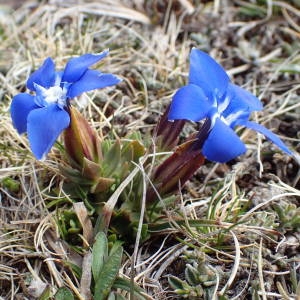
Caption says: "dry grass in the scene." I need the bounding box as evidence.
[0,0,299,299]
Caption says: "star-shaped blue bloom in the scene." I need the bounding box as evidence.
[11,50,121,160]
[168,48,292,163]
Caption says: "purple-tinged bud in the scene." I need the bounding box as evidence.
[147,139,205,202]
[147,119,211,202]
[154,104,185,151]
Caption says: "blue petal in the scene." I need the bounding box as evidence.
[62,50,109,83]
[27,104,70,159]
[237,120,292,155]
[202,118,247,162]
[189,48,230,100]
[67,70,121,99]
[10,93,39,134]
[27,58,56,91]
[168,84,212,121]
[223,83,263,117]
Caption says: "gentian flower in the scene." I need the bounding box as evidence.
[10,50,121,160]
[168,48,292,163]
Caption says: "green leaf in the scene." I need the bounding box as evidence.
[121,140,145,165]
[109,240,123,255]
[60,164,93,185]
[94,244,123,300]
[126,131,143,142]
[278,64,300,74]
[103,139,121,176]
[113,277,146,299]
[1,177,20,192]
[130,140,146,162]
[168,275,186,290]
[120,142,134,163]
[185,264,199,285]
[46,197,71,209]
[108,234,118,244]
[91,176,115,193]
[62,261,82,279]
[54,287,74,300]
[92,232,108,282]
[108,292,127,300]
[38,286,51,300]
[175,289,190,295]
[107,293,117,300]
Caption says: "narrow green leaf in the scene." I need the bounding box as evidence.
[38,286,51,300]
[59,164,93,185]
[185,264,199,285]
[108,292,127,300]
[109,240,123,256]
[120,142,134,163]
[114,294,127,300]
[168,275,186,290]
[54,287,74,300]
[1,177,20,192]
[175,289,190,295]
[107,293,116,300]
[113,277,146,299]
[94,245,123,300]
[103,139,121,176]
[92,232,108,282]
[62,261,82,279]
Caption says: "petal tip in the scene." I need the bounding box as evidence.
[27,104,70,160]
[293,152,300,165]
[113,75,123,83]
[99,48,109,56]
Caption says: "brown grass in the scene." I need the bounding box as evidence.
[0,0,299,299]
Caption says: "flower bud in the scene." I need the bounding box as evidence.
[64,106,102,167]
[147,120,211,203]
[147,139,205,202]
[154,104,185,151]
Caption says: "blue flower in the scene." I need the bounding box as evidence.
[11,50,121,160]
[168,48,292,163]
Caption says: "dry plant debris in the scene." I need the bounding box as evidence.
[0,0,299,299]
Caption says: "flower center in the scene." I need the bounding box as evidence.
[43,86,66,106]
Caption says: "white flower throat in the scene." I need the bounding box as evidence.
[210,93,244,128]
[34,83,67,107]
[44,86,66,105]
